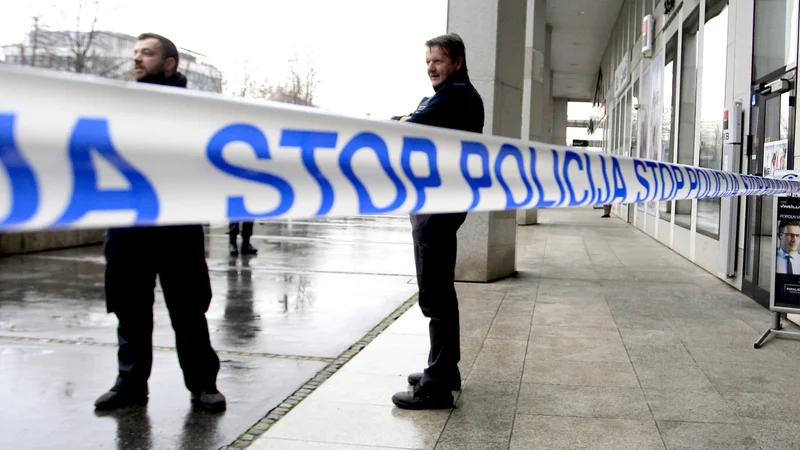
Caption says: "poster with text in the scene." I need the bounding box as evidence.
[764,139,788,178]
[774,196,800,311]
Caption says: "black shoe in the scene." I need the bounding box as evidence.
[241,242,258,255]
[392,384,454,410]
[601,214,611,218]
[229,243,239,256]
[94,387,148,411]
[191,389,226,412]
[407,372,461,391]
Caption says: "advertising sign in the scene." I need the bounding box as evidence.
[772,173,800,313]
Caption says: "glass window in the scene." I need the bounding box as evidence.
[611,105,617,154]
[697,0,729,239]
[620,96,628,154]
[662,34,679,163]
[622,88,638,156]
[638,67,650,213]
[636,0,642,40]
[620,4,628,54]
[631,0,638,49]
[619,99,625,155]
[601,118,606,152]
[629,80,639,158]
[599,118,606,153]
[659,33,679,221]
[620,101,626,155]
[645,0,653,18]
[676,6,700,230]
[614,102,621,153]
[753,0,799,80]
[608,104,617,154]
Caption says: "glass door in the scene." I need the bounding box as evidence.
[743,78,795,306]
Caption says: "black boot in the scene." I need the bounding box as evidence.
[94,386,149,411]
[229,240,239,256]
[392,383,454,410]
[241,239,258,255]
[191,388,226,412]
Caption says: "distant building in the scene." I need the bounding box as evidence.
[1,30,222,93]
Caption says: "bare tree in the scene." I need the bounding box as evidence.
[14,16,43,67]
[63,0,99,73]
[58,0,131,79]
[228,57,319,107]
[270,58,318,106]
[7,0,131,80]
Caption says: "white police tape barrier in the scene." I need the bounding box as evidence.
[2,64,799,232]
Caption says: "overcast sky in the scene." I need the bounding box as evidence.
[0,0,448,119]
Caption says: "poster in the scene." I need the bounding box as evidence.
[764,139,788,178]
[774,195,800,311]
[648,54,664,217]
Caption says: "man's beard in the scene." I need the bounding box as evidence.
[135,63,165,80]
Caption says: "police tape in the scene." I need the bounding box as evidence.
[1,65,798,232]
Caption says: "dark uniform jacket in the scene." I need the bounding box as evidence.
[407,69,484,133]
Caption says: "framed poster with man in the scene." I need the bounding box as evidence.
[772,189,800,313]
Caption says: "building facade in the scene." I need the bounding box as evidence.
[596,0,799,309]
[443,0,799,311]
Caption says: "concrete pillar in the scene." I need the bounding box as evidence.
[517,0,548,226]
[516,208,539,225]
[544,26,554,144]
[553,99,568,146]
[448,0,526,282]
[521,0,549,143]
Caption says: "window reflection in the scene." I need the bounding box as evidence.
[625,89,633,157]
[638,67,650,213]
[753,0,799,80]
[676,6,701,230]
[631,80,639,158]
[697,0,728,239]
[660,33,679,222]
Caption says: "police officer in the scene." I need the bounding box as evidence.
[228,221,257,256]
[391,33,484,410]
[94,33,225,413]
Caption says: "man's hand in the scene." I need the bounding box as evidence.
[399,115,411,122]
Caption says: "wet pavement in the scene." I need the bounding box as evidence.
[254,209,800,450]
[0,217,418,450]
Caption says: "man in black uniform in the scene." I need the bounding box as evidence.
[94,33,225,413]
[228,221,257,256]
[391,33,484,410]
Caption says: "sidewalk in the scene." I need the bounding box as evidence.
[251,208,800,450]
[0,217,418,450]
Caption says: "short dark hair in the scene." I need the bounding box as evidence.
[780,221,800,234]
[425,33,467,73]
[137,32,179,65]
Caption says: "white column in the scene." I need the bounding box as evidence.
[448,0,527,281]
[552,99,568,146]
[517,0,549,225]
